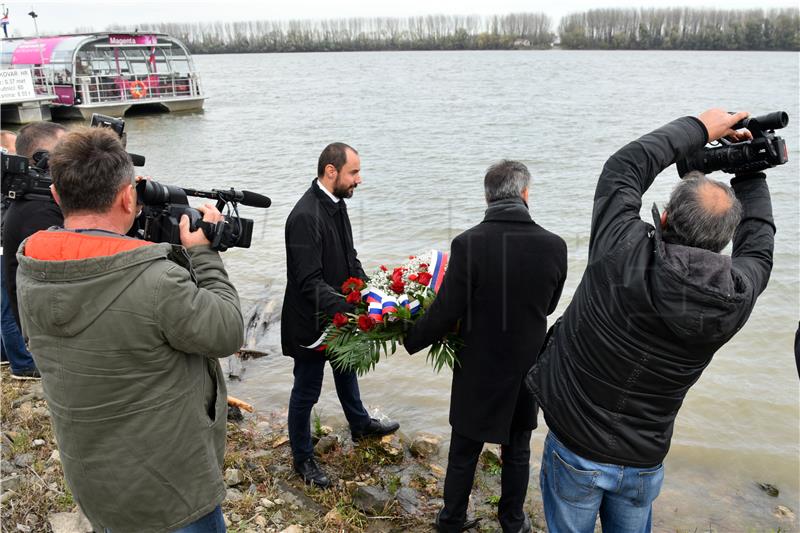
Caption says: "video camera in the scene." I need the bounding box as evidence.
[677,111,789,177]
[1,151,52,201]
[1,114,144,203]
[1,113,271,251]
[91,113,272,251]
[135,180,271,251]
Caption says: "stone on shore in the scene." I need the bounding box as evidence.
[48,510,93,533]
[410,433,441,459]
[353,485,393,515]
[314,434,339,455]
[278,526,303,533]
[224,468,243,486]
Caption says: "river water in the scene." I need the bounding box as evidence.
[117,50,799,530]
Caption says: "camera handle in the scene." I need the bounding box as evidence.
[194,219,229,251]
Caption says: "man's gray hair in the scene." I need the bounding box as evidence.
[662,171,742,253]
[484,160,531,202]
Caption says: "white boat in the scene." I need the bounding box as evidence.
[1,32,205,120]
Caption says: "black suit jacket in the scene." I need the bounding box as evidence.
[281,180,366,361]
[405,197,567,445]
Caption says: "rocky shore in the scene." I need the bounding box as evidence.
[1,369,548,532]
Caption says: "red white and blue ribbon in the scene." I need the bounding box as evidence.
[427,249,448,293]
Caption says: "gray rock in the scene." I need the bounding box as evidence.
[225,488,244,502]
[246,483,257,495]
[410,434,441,459]
[224,468,243,486]
[276,480,326,515]
[271,510,284,524]
[0,490,14,504]
[48,510,93,533]
[260,497,276,508]
[32,439,46,447]
[480,447,501,467]
[0,460,15,474]
[49,450,61,463]
[353,485,393,515]
[278,526,303,533]
[395,487,421,515]
[13,453,33,468]
[15,524,31,532]
[2,433,14,456]
[2,474,23,492]
[230,512,242,523]
[774,505,795,520]
[314,435,339,455]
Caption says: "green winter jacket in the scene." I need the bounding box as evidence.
[16,230,244,533]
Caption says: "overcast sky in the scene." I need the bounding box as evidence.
[1,0,796,36]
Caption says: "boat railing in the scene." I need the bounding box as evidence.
[74,73,203,106]
[30,68,57,99]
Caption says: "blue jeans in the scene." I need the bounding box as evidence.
[288,356,371,463]
[1,260,36,374]
[104,505,225,533]
[540,431,664,533]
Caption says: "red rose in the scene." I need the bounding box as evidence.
[419,263,429,271]
[391,268,404,284]
[380,265,388,272]
[357,314,375,332]
[346,291,362,305]
[341,277,365,295]
[417,272,433,286]
[409,255,416,260]
[408,273,418,282]
[332,313,349,328]
[390,279,406,294]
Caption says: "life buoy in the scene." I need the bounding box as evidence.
[129,80,147,99]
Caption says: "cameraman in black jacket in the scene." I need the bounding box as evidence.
[526,109,774,532]
[1,122,65,380]
[3,122,66,327]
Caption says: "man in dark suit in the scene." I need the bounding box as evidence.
[281,142,399,489]
[405,160,568,533]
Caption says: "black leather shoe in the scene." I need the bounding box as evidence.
[293,457,331,489]
[433,509,481,532]
[351,418,400,442]
[516,515,531,533]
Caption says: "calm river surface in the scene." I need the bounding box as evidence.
[115,50,799,531]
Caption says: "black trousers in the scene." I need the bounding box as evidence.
[439,428,532,533]
[287,356,371,463]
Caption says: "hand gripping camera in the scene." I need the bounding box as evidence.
[134,180,271,251]
[677,111,789,177]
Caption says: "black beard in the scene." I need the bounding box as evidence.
[333,183,355,199]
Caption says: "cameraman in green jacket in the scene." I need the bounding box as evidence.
[15,127,244,533]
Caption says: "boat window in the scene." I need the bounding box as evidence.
[122,49,150,75]
[150,48,169,74]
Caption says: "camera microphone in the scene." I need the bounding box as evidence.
[237,190,271,208]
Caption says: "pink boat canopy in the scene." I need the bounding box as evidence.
[9,34,158,65]
[11,37,68,65]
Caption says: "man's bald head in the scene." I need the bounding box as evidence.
[663,172,742,253]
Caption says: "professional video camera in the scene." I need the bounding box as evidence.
[1,114,145,203]
[1,151,53,202]
[135,179,271,251]
[91,114,272,251]
[678,111,789,177]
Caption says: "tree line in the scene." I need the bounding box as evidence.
[559,8,799,50]
[112,13,554,54]
[105,8,799,53]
